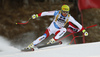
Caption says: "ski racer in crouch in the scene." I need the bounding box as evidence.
[25,4,88,50]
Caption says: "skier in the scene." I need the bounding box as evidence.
[25,4,88,49]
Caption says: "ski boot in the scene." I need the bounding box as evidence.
[47,38,62,45]
[47,38,56,45]
[21,43,34,51]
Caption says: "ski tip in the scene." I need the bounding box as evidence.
[21,48,34,52]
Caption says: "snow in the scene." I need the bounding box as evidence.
[0,36,100,57]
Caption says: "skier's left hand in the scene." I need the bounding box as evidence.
[82,29,88,36]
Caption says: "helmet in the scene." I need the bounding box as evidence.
[61,5,70,11]
[61,5,70,14]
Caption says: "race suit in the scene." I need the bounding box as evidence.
[33,10,84,46]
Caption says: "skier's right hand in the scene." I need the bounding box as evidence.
[32,14,38,19]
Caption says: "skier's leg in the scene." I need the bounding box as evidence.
[27,29,50,49]
[53,28,67,40]
[26,22,55,49]
[33,29,50,46]
[47,28,67,44]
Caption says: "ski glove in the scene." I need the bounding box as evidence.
[82,29,88,36]
[32,14,38,19]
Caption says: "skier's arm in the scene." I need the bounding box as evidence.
[69,16,84,32]
[69,16,88,36]
[38,11,56,16]
[32,11,57,19]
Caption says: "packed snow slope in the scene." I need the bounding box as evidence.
[0,39,100,57]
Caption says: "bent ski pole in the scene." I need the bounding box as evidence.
[16,18,32,24]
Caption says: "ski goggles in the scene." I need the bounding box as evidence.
[61,10,69,14]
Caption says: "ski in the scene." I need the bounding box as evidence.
[21,41,62,52]
[21,48,34,52]
[37,41,62,49]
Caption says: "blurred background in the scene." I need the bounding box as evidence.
[0,0,100,48]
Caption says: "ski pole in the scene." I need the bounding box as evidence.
[69,35,84,45]
[85,24,97,29]
[16,18,32,24]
